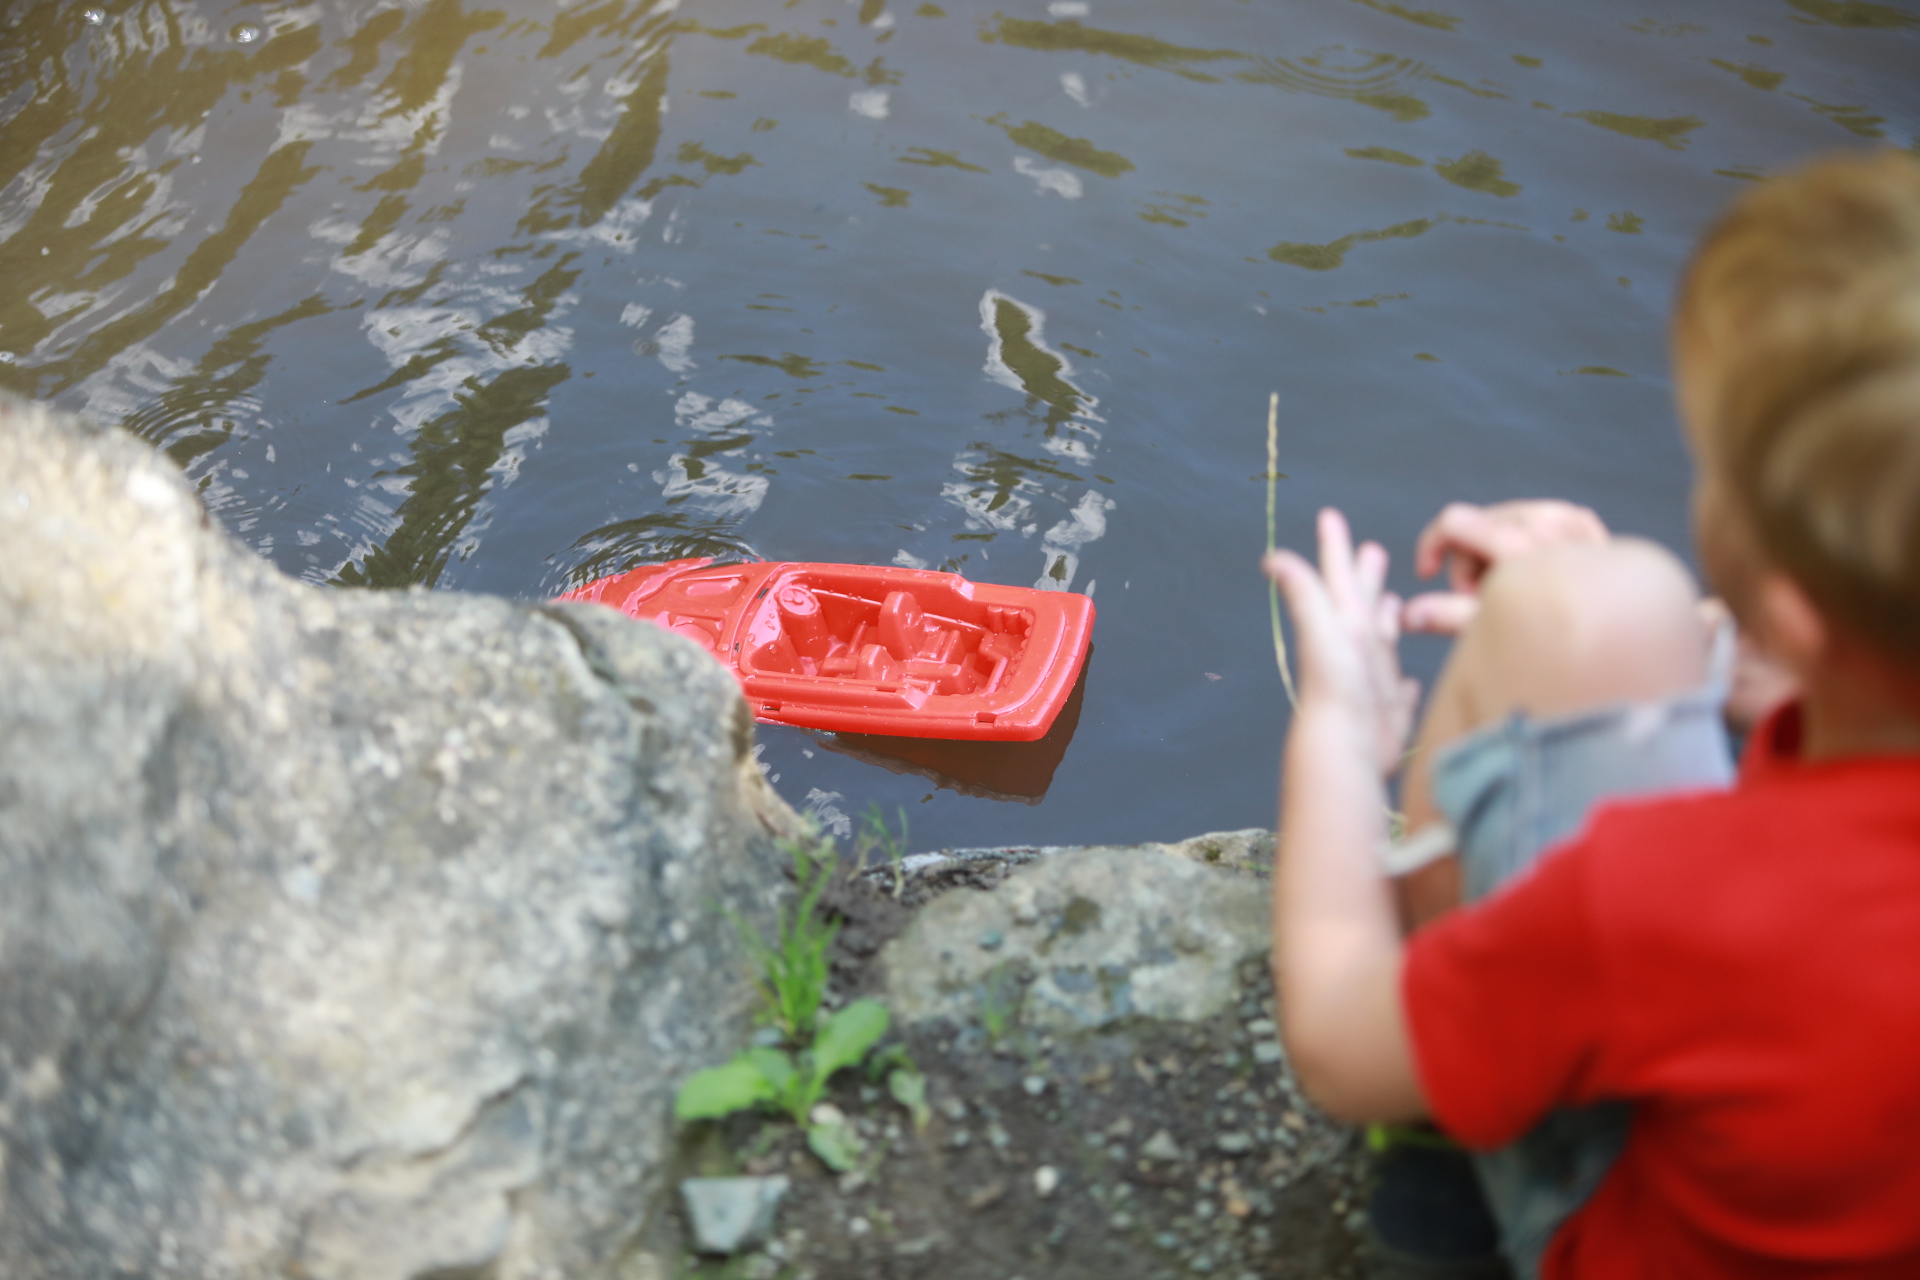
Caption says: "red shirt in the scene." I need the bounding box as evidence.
[1404,706,1920,1278]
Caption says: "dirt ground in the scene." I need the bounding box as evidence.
[648,850,1368,1280]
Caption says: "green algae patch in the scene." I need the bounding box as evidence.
[865,183,911,207]
[1434,150,1520,196]
[1346,146,1424,167]
[1787,0,1917,27]
[678,142,758,175]
[998,120,1134,177]
[1428,73,1509,100]
[721,353,824,379]
[1270,243,1347,271]
[981,17,1244,80]
[1800,98,1887,138]
[1572,366,1629,377]
[1512,54,1543,68]
[986,293,1091,431]
[1567,110,1704,150]
[1022,269,1082,286]
[746,33,855,76]
[1607,211,1644,233]
[1710,58,1784,90]
[1352,90,1431,122]
[1349,0,1461,31]
[898,147,989,173]
[1137,194,1208,227]
[1268,217,1435,270]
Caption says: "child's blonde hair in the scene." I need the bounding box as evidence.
[1677,149,1920,668]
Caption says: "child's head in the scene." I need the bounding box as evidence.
[1674,150,1920,676]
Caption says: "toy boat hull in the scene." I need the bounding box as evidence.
[558,559,1095,741]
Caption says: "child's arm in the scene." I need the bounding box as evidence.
[1264,509,1428,1122]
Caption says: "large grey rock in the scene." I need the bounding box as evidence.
[880,837,1273,1033]
[0,394,798,1279]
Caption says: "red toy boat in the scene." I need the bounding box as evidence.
[558,559,1095,741]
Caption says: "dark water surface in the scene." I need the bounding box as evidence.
[4,0,1916,847]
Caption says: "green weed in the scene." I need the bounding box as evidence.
[731,831,839,1044]
[856,802,911,898]
[675,822,924,1170]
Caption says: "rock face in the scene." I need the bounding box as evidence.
[882,843,1272,1033]
[0,394,796,1279]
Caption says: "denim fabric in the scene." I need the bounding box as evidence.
[1428,649,1735,1278]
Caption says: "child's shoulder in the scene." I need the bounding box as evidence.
[1575,743,1920,947]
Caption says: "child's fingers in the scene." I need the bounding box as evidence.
[1265,549,1343,672]
[1375,590,1403,646]
[1316,507,1361,615]
[1402,591,1479,635]
[1414,503,1495,580]
[1355,541,1390,610]
[1266,548,1332,629]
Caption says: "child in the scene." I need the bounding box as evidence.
[1263,149,1920,1279]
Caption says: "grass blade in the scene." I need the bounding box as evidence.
[1266,391,1298,708]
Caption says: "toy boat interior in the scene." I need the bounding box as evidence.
[741,568,1029,698]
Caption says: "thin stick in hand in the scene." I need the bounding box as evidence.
[1266,391,1298,708]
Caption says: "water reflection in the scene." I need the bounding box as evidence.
[1,0,1915,846]
[821,655,1090,804]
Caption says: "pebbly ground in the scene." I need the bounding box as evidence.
[644,836,1368,1280]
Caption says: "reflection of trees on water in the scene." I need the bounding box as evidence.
[0,0,700,588]
[0,2,319,386]
[942,290,1112,592]
[1,0,1135,596]
[336,259,579,588]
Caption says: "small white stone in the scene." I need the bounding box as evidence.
[1141,1129,1181,1162]
[1034,1165,1060,1197]
[681,1176,790,1256]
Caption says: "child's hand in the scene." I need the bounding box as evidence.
[1264,508,1420,776]
[1403,500,1609,635]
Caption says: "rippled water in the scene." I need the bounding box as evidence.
[3,0,1916,847]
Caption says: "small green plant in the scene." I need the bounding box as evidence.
[976,962,1024,1045]
[674,997,890,1120]
[731,831,840,1044]
[675,824,919,1171]
[868,1042,931,1133]
[855,801,910,899]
